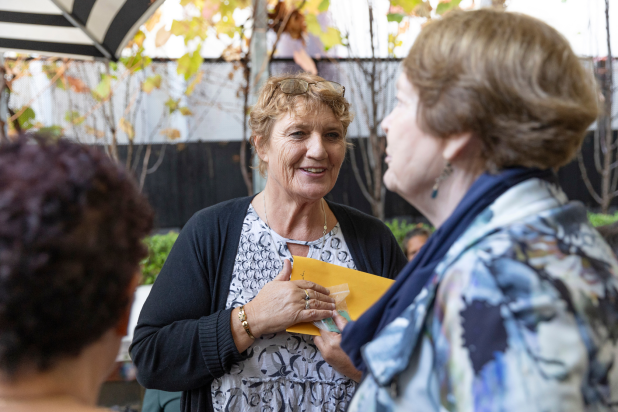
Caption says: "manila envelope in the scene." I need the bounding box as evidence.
[286,256,395,336]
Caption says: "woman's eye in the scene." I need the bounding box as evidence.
[290,131,305,137]
[326,132,341,139]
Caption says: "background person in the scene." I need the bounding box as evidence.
[130,73,407,412]
[338,9,618,411]
[0,136,153,412]
[402,225,431,261]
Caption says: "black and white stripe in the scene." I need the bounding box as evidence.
[0,0,164,60]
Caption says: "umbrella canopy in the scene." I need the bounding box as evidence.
[0,0,164,60]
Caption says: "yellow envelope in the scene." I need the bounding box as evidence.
[286,256,395,336]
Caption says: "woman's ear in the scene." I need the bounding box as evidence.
[253,135,269,163]
[115,274,141,337]
[442,133,476,162]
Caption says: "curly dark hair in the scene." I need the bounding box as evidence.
[0,135,153,378]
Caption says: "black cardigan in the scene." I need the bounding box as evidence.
[130,196,407,412]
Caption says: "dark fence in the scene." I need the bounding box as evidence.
[120,131,612,230]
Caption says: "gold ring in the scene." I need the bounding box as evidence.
[305,300,310,310]
[304,289,310,301]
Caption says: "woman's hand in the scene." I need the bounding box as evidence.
[231,260,336,352]
[314,312,362,382]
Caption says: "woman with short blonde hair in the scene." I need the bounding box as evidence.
[132,73,407,412]
[339,9,618,411]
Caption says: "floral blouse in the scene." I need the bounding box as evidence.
[349,178,618,412]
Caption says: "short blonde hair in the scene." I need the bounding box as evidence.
[249,73,353,176]
[403,9,599,171]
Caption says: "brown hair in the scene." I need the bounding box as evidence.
[249,73,353,176]
[403,8,599,171]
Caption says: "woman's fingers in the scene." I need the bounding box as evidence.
[273,259,292,281]
[332,310,348,332]
[292,280,330,296]
[307,299,336,310]
[299,309,334,323]
[304,289,335,304]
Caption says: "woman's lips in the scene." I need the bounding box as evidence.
[300,167,327,176]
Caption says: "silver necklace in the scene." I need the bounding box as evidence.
[263,193,328,267]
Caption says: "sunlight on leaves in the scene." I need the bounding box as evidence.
[177,45,203,81]
[185,71,204,96]
[64,110,85,126]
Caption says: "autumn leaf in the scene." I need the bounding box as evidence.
[436,0,461,15]
[142,74,162,93]
[155,27,172,48]
[221,44,242,62]
[133,30,146,48]
[171,17,208,45]
[160,128,181,140]
[185,71,203,96]
[165,98,180,114]
[119,117,135,140]
[91,74,113,101]
[202,0,220,20]
[86,125,106,139]
[145,9,162,32]
[64,110,85,125]
[179,107,193,116]
[120,49,152,73]
[177,44,203,81]
[66,76,89,93]
[318,0,330,12]
[318,27,341,51]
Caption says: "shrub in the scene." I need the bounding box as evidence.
[141,232,179,285]
[386,219,433,251]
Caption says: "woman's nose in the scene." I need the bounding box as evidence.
[381,115,390,135]
[306,133,328,159]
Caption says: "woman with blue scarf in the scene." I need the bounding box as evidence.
[335,9,618,411]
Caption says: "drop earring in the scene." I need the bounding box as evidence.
[431,162,453,199]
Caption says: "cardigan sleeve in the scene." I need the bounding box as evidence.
[130,210,245,392]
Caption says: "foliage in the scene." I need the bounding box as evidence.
[141,232,179,285]
[588,212,618,227]
[386,219,433,251]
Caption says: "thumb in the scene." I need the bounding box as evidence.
[273,259,292,281]
[332,311,349,332]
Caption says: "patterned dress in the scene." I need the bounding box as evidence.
[349,178,618,412]
[211,205,357,411]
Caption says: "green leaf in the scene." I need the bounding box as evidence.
[387,13,405,23]
[64,110,84,125]
[318,27,342,51]
[436,0,462,15]
[589,212,618,227]
[165,98,180,114]
[120,48,152,73]
[142,74,162,94]
[177,45,203,81]
[171,17,208,45]
[17,107,36,130]
[305,13,322,37]
[92,74,112,101]
[390,0,423,14]
[109,61,118,71]
[38,125,63,138]
[318,0,330,12]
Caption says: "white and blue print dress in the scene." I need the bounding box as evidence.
[211,205,357,411]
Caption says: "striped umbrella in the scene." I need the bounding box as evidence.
[0,0,165,60]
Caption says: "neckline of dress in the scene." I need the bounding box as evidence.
[248,204,336,246]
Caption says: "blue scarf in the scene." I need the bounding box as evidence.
[341,167,556,372]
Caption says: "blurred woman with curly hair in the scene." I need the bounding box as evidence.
[0,135,153,411]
